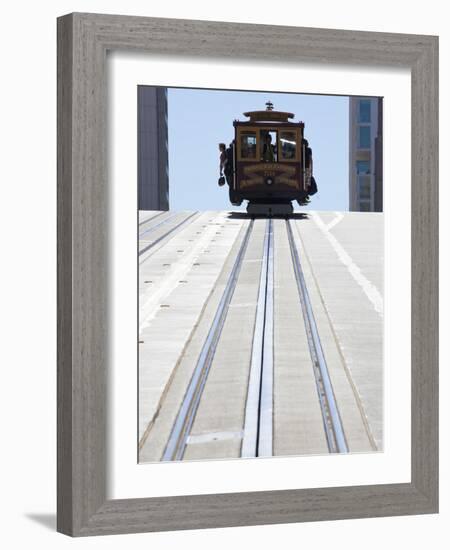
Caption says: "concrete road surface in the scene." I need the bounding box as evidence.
[137,210,383,462]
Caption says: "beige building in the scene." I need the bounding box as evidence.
[349,97,383,212]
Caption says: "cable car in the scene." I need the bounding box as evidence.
[226,102,313,216]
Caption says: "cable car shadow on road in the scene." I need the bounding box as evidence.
[226,211,309,221]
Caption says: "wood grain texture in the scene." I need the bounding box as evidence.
[57,12,439,536]
[410,37,439,506]
[57,13,74,534]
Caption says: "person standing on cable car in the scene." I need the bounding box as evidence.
[218,142,226,186]
[224,140,234,187]
[300,138,318,204]
[262,133,276,162]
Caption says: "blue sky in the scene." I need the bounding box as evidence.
[167,88,349,212]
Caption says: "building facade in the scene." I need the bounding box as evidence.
[349,97,383,212]
[138,86,169,211]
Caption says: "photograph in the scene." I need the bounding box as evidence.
[137,86,384,463]
[1,0,441,543]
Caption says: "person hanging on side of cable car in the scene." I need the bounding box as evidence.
[218,142,226,186]
[299,138,318,205]
[306,139,318,197]
[224,140,234,187]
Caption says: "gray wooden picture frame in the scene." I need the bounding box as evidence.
[57,12,439,537]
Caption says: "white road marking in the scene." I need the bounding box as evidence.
[326,211,344,231]
[139,216,226,334]
[186,431,243,445]
[310,212,383,317]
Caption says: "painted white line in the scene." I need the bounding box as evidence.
[186,431,243,445]
[310,212,383,317]
[139,216,227,334]
[326,211,344,231]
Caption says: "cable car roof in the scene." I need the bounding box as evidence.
[243,110,295,123]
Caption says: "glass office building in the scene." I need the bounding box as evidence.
[138,86,169,211]
[349,97,383,212]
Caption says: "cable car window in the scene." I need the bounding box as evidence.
[280,131,297,160]
[260,130,277,162]
[240,132,257,159]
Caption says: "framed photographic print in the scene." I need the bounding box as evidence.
[57,13,438,536]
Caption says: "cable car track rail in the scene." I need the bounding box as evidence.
[138,211,179,238]
[241,219,274,458]
[286,219,348,454]
[161,220,255,461]
[153,216,350,461]
[139,211,199,258]
[138,210,166,228]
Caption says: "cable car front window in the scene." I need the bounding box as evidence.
[280,131,297,160]
[240,132,257,159]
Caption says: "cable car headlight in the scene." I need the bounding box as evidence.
[265,176,274,186]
